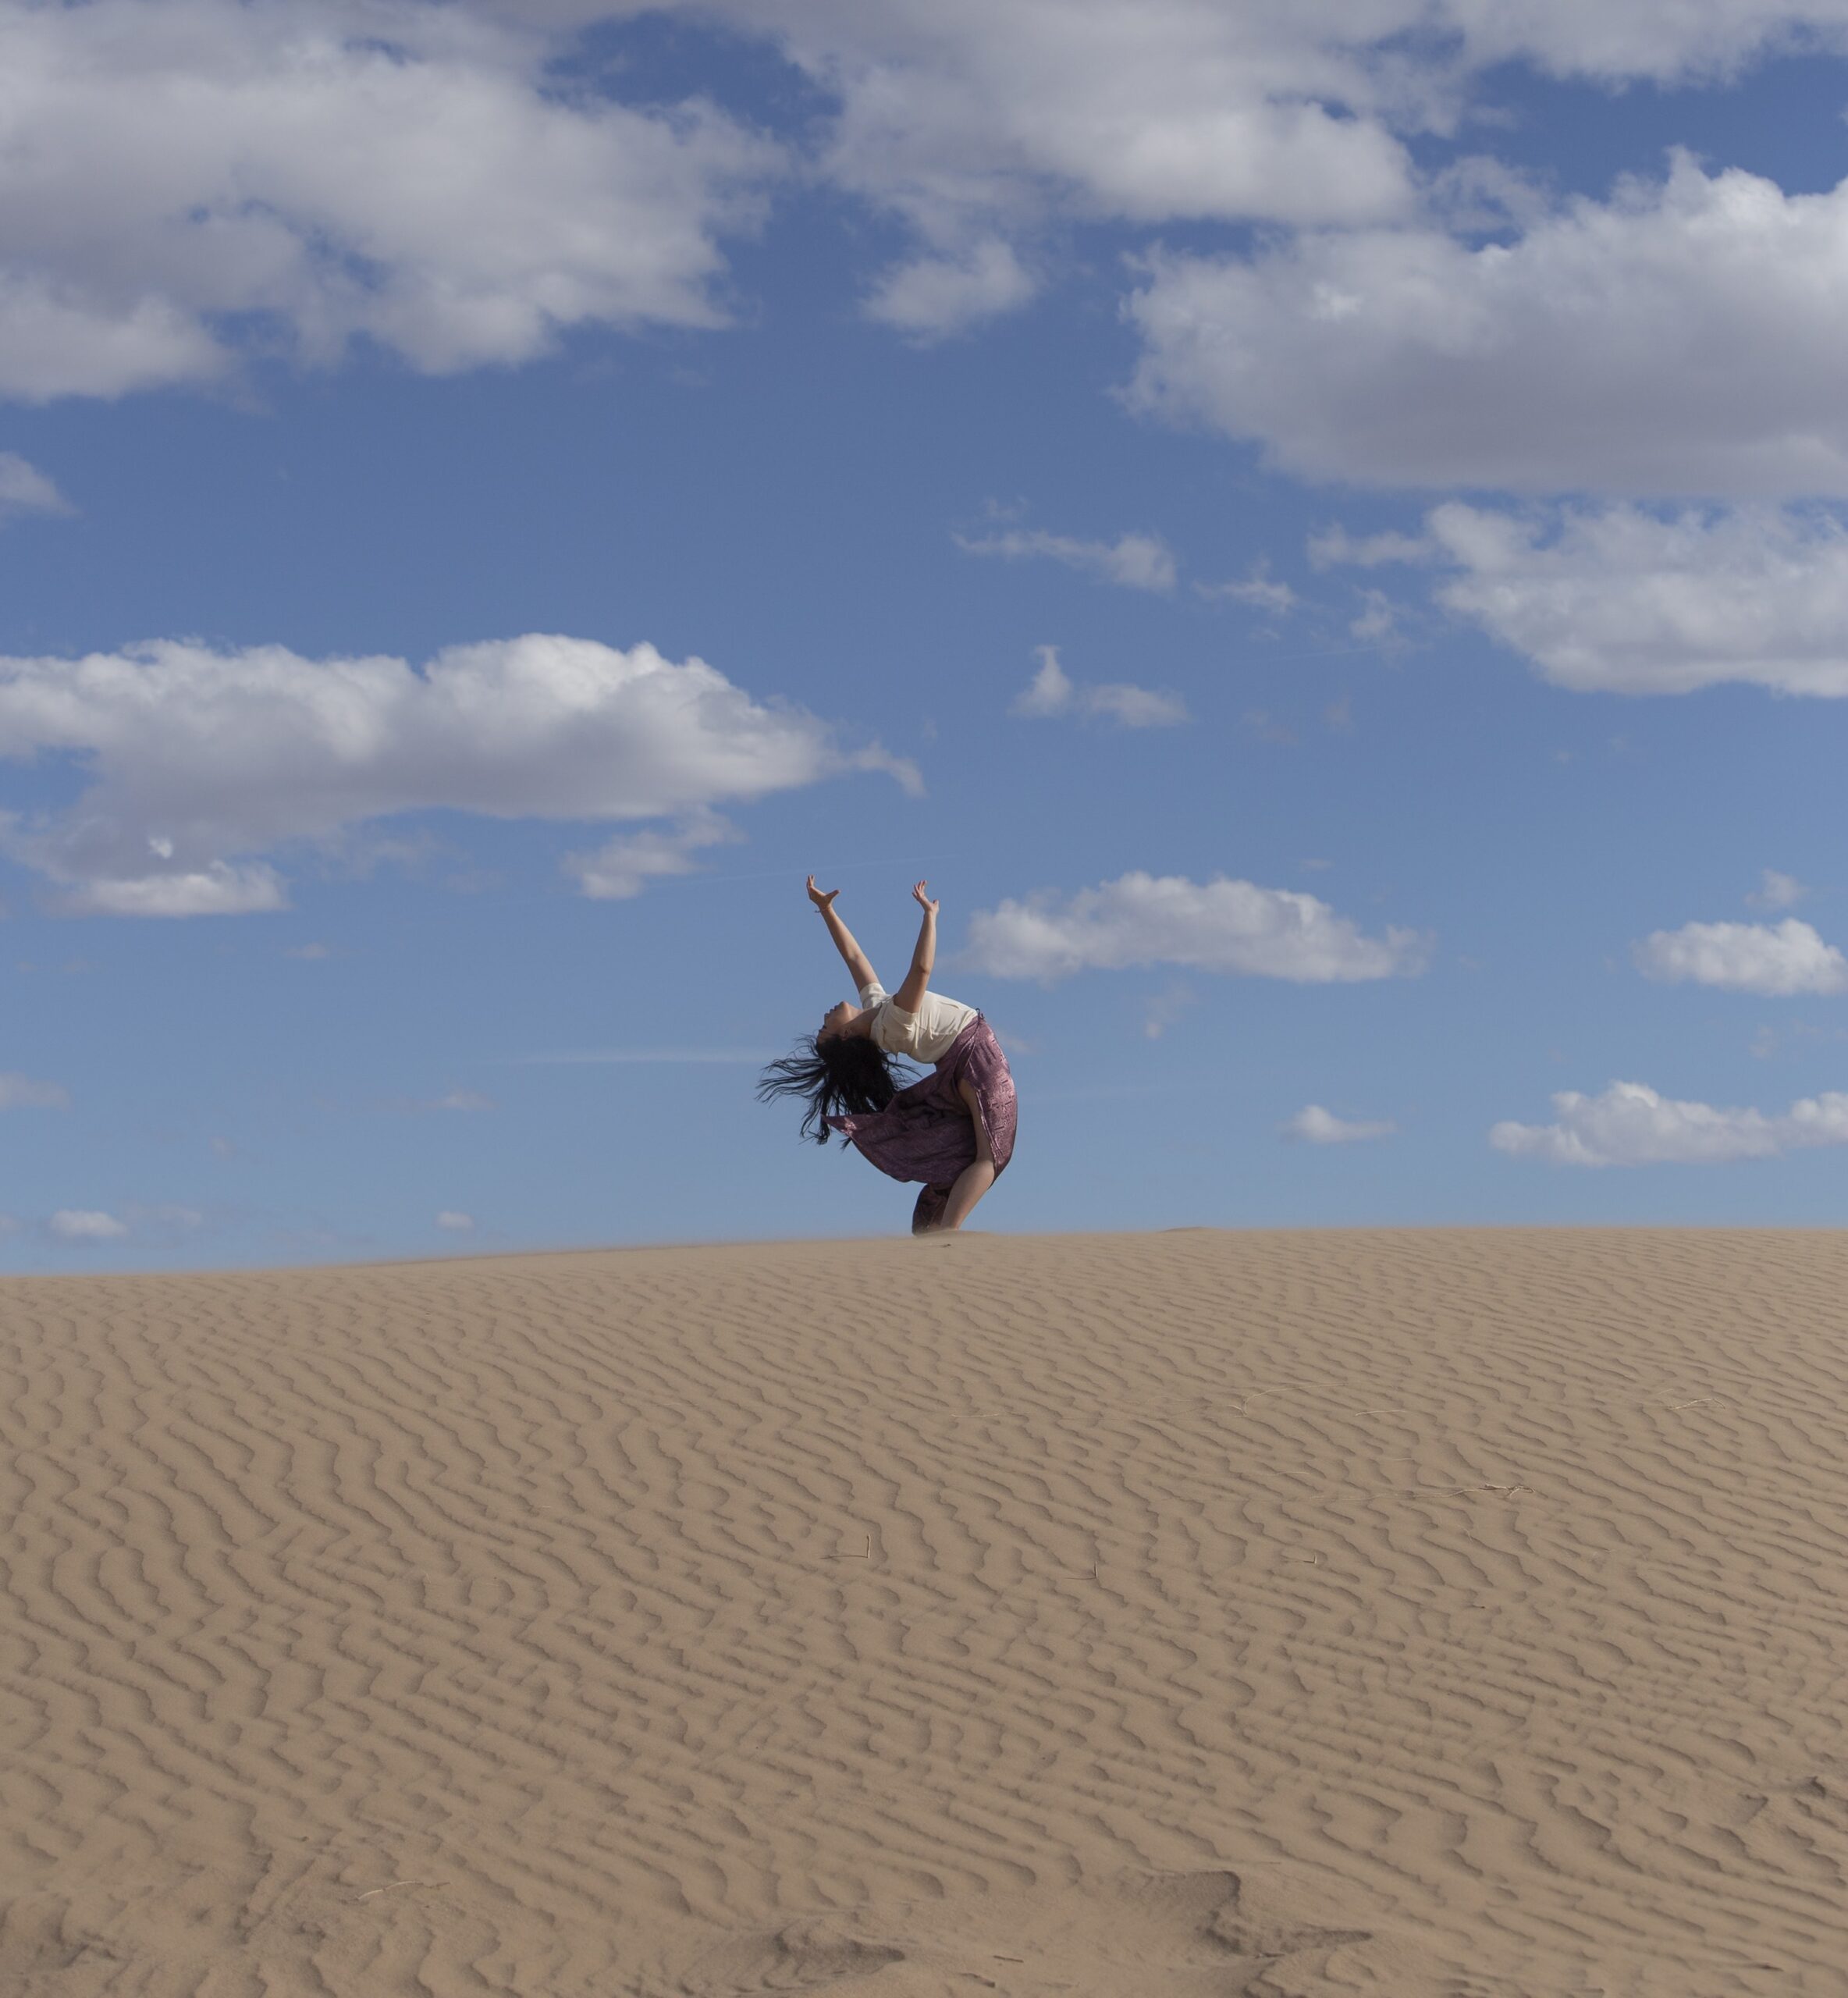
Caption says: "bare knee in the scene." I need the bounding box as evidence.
[957,1079,993,1164]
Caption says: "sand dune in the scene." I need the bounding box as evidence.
[4,1228,1847,1995]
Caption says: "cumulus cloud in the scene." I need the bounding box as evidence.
[1281,1104,1396,1143]
[436,1211,476,1232]
[15,0,1848,388]
[1430,503,1848,695]
[48,1208,128,1239]
[0,1072,69,1110]
[1491,1079,1848,1166]
[865,237,1036,337]
[684,0,1422,308]
[0,0,777,402]
[0,635,913,913]
[1748,869,1807,909]
[1126,155,1848,497]
[1633,918,1848,995]
[0,453,72,521]
[963,871,1427,983]
[508,1,1848,215]
[1011,645,1187,728]
[955,528,1177,592]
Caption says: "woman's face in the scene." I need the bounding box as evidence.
[819,1000,860,1043]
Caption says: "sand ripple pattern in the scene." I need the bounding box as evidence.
[4,1230,1848,1995]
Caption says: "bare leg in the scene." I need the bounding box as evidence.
[937,1080,997,1232]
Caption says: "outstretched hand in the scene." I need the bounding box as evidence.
[806,875,839,911]
[912,880,940,915]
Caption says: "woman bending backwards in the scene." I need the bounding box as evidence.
[758,877,1018,1234]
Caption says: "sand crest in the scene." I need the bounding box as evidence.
[4,1229,1847,1994]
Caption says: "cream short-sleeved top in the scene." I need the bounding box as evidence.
[858,981,979,1065]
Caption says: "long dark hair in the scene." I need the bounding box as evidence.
[757,1032,917,1145]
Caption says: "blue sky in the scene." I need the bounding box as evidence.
[9,0,1848,1267]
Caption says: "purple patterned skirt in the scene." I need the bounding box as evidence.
[826,1015,1017,1233]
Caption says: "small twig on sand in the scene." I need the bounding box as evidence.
[356,1881,450,1901]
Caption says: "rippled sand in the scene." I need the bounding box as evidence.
[5,1229,1847,1995]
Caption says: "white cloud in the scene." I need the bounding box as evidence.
[436,1211,476,1232]
[964,870,1427,983]
[59,863,289,919]
[0,635,913,913]
[49,1208,128,1239]
[956,528,1177,592]
[125,1203,204,1231]
[1308,525,1434,570]
[1084,683,1189,727]
[1349,590,1402,645]
[1281,1104,1396,1143]
[0,0,777,403]
[1196,563,1297,614]
[18,0,1848,390]
[1011,645,1187,729]
[1491,1079,1848,1166]
[0,1072,69,1110]
[563,809,741,899]
[1142,983,1195,1040]
[1126,155,1848,497]
[1432,0,1848,83]
[1633,918,1848,995]
[428,1089,495,1112]
[694,0,1422,291]
[1430,503,1848,695]
[503,2,1848,229]
[0,453,72,521]
[1748,869,1807,909]
[865,237,1036,337]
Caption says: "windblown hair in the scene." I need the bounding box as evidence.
[757,1032,917,1145]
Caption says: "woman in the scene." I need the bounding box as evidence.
[757,876,1017,1234]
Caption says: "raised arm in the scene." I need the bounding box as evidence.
[807,876,877,992]
[892,881,940,1013]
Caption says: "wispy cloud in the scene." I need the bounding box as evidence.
[0,453,74,523]
[48,1208,126,1240]
[1196,560,1297,614]
[1281,1104,1396,1143]
[1011,645,1187,728]
[1747,869,1807,910]
[954,528,1177,592]
[0,1072,69,1110]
